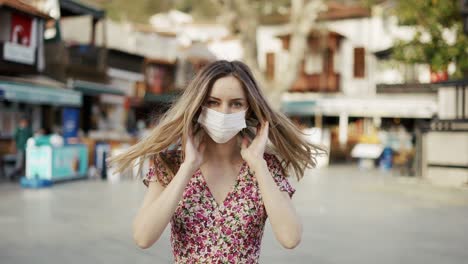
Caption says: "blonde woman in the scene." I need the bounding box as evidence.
[110,60,325,263]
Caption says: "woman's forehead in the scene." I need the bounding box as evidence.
[209,76,246,99]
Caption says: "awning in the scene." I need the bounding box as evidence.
[73,80,125,96]
[282,93,438,119]
[282,100,317,116]
[0,0,53,19]
[60,0,105,19]
[144,92,179,103]
[0,80,82,106]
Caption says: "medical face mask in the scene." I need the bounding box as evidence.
[197,106,247,144]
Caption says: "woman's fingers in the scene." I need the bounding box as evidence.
[254,121,268,140]
[189,125,199,145]
[198,141,206,154]
[256,120,268,132]
[186,132,193,147]
[241,136,249,149]
[196,131,204,149]
[263,121,269,137]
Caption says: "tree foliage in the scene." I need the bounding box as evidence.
[391,0,468,78]
[86,0,221,23]
[87,0,327,107]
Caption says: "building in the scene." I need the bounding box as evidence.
[0,0,82,138]
[256,2,438,171]
[0,0,82,179]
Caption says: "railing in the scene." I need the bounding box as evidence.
[436,79,468,121]
[291,72,340,92]
[44,42,107,82]
[44,41,68,81]
[67,44,107,82]
[376,83,438,94]
[68,45,106,70]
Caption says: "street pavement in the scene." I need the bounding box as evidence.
[1,164,468,264]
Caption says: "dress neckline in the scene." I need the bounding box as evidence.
[197,160,247,209]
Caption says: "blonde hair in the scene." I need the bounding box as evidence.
[109,60,327,180]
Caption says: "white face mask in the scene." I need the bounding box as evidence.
[197,106,247,144]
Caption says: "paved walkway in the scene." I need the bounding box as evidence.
[1,165,468,264]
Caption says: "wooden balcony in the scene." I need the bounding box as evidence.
[44,42,107,82]
[290,72,340,93]
[67,44,107,82]
[376,83,437,94]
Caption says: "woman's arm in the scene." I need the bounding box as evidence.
[241,121,301,249]
[132,161,198,249]
[133,126,206,249]
[251,160,302,249]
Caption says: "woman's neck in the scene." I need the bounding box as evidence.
[204,136,242,165]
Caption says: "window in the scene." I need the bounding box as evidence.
[354,47,365,78]
[266,52,275,80]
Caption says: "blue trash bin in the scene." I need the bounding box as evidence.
[379,147,393,171]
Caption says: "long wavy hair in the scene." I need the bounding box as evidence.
[109,60,327,180]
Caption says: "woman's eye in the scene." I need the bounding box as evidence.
[232,102,243,107]
[207,101,218,106]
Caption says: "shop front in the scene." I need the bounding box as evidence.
[282,93,437,174]
[0,77,83,181]
[72,79,135,180]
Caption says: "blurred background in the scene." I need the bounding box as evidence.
[0,0,467,263]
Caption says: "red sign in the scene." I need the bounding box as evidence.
[10,12,33,46]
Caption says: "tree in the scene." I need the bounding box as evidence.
[90,0,328,107]
[215,0,327,107]
[391,0,468,79]
[88,0,221,23]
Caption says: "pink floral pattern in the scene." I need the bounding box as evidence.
[143,150,295,263]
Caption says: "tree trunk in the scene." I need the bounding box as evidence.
[271,0,326,105]
[217,0,326,109]
[218,0,269,91]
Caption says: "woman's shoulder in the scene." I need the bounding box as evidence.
[144,148,183,187]
[263,152,295,197]
[157,148,183,168]
[262,152,287,175]
[263,152,281,165]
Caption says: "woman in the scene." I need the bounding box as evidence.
[110,60,325,263]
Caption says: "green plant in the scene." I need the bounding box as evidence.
[391,0,468,78]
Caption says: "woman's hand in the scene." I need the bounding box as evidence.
[241,121,269,169]
[183,126,206,170]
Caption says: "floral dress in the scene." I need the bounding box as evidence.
[143,150,296,264]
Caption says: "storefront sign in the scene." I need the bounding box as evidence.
[52,146,88,179]
[11,12,33,46]
[26,146,52,179]
[100,94,125,104]
[0,81,82,106]
[62,108,80,139]
[146,64,173,94]
[26,145,88,180]
[4,12,36,65]
[3,42,35,65]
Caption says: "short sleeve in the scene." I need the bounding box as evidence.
[143,149,182,187]
[264,153,296,198]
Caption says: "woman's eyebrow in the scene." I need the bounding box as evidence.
[208,96,245,101]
